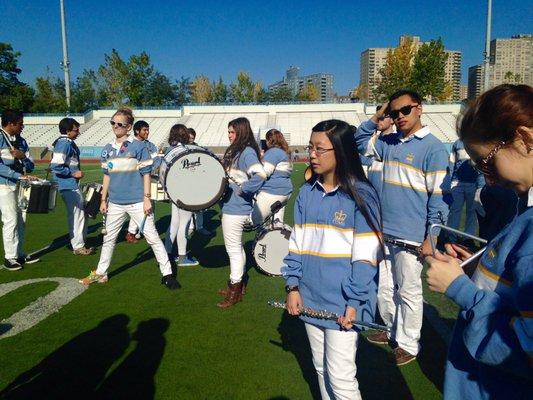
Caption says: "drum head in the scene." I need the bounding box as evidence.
[164,149,227,211]
[253,228,292,276]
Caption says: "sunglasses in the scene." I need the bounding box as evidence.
[389,104,419,120]
[110,120,129,128]
[473,140,506,175]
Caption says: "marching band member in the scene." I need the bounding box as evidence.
[251,129,293,225]
[426,84,533,400]
[125,120,161,243]
[0,109,38,271]
[50,117,94,255]
[283,120,382,400]
[354,89,450,365]
[163,124,199,266]
[79,108,179,290]
[186,128,213,237]
[218,117,266,308]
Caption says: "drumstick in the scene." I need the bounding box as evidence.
[101,213,108,235]
[268,300,390,332]
[135,214,148,239]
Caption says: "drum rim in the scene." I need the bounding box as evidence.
[252,227,292,277]
[163,147,228,212]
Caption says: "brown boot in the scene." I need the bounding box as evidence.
[217,281,243,308]
[218,280,247,296]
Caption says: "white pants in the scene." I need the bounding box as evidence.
[164,203,192,256]
[448,182,478,238]
[96,202,171,277]
[221,213,249,283]
[60,189,88,250]
[305,323,361,400]
[377,242,423,355]
[251,192,290,225]
[0,185,25,260]
[127,200,155,234]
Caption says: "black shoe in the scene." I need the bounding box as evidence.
[18,254,40,265]
[161,274,181,290]
[4,259,23,271]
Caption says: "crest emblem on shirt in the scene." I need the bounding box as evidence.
[405,153,415,163]
[107,162,114,170]
[333,210,347,226]
[102,150,108,158]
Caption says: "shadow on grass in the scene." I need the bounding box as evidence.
[107,248,157,280]
[0,314,130,398]
[271,312,320,400]
[1,315,170,399]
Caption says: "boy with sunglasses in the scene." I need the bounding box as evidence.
[354,89,450,365]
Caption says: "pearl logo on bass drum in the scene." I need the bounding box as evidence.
[257,243,267,261]
[181,156,201,169]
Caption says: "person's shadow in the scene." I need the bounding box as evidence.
[0,314,130,399]
[97,318,170,399]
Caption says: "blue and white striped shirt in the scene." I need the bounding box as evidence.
[51,135,81,191]
[260,147,293,196]
[0,130,34,187]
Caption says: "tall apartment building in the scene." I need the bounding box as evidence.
[269,67,335,102]
[359,35,462,101]
[468,35,533,99]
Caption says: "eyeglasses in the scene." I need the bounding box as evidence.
[389,104,419,120]
[110,120,128,128]
[305,145,334,156]
[378,115,390,121]
[473,141,506,175]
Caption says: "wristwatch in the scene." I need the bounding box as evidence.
[144,193,151,198]
[285,285,299,294]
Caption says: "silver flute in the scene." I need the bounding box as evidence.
[268,300,390,332]
[428,224,488,267]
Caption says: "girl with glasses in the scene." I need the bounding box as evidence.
[79,108,179,290]
[426,84,533,399]
[218,117,266,308]
[283,119,383,400]
[251,129,293,226]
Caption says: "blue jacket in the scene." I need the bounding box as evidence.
[443,188,533,399]
[0,130,34,186]
[355,119,451,242]
[449,139,485,187]
[260,147,293,196]
[101,136,152,205]
[282,180,382,330]
[51,135,81,191]
[134,137,161,172]
[221,146,266,215]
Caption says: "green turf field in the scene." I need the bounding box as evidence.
[0,163,458,399]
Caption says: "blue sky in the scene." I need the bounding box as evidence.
[2,0,532,95]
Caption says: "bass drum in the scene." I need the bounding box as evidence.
[253,225,292,276]
[160,144,227,211]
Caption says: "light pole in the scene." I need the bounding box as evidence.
[483,0,492,92]
[59,0,71,108]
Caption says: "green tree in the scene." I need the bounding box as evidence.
[212,76,229,103]
[175,76,191,105]
[253,81,267,103]
[410,39,449,100]
[230,71,255,103]
[98,49,129,107]
[71,69,100,113]
[31,72,68,113]
[297,83,320,102]
[374,36,416,102]
[144,72,176,106]
[268,86,294,102]
[125,52,155,106]
[0,43,34,111]
[191,75,213,103]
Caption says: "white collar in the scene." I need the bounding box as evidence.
[111,135,132,150]
[399,125,430,142]
[312,179,340,194]
[528,187,533,207]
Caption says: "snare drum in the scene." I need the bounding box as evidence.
[18,180,58,214]
[150,178,168,201]
[82,183,103,219]
[253,225,292,276]
[160,144,227,211]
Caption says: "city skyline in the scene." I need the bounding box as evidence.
[1,0,532,96]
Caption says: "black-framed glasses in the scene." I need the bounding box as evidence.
[378,115,390,121]
[473,140,506,175]
[305,145,334,156]
[389,104,419,120]
[110,120,128,128]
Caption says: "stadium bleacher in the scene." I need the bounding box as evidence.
[22,103,463,156]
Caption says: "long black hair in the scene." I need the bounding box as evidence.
[311,119,383,245]
[222,117,261,169]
